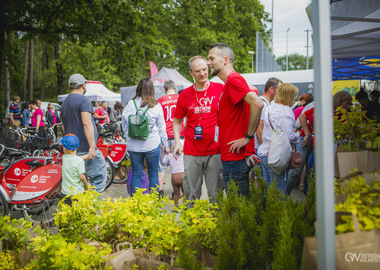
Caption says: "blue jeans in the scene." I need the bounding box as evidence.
[222,159,250,196]
[286,137,310,194]
[128,146,160,195]
[77,149,107,193]
[259,155,288,194]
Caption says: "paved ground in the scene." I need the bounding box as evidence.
[101,168,305,202]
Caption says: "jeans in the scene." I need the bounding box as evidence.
[222,159,250,196]
[286,137,311,194]
[77,149,107,193]
[128,146,160,195]
[259,155,288,194]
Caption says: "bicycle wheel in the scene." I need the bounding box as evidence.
[0,192,9,216]
[21,195,62,226]
[104,159,115,190]
[113,167,129,184]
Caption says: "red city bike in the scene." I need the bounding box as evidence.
[0,144,63,225]
[97,137,129,189]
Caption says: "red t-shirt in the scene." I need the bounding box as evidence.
[95,107,110,125]
[174,82,223,156]
[158,94,185,139]
[304,107,315,147]
[218,72,256,161]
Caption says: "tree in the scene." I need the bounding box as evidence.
[276,53,313,71]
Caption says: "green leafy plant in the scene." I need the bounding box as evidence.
[334,105,380,152]
[28,233,112,269]
[0,216,33,252]
[335,173,380,233]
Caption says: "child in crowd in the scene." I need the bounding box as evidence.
[162,153,186,207]
[59,134,89,205]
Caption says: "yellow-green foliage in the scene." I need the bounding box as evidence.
[335,174,380,233]
[334,105,380,152]
[0,216,33,252]
[55,188,218,258]
[0,250,30,270]
[29,233,112,269]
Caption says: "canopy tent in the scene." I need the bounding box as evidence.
[310,0,380,268]
[308,0,380,80]
[57,81,121,102]
[120,67,192,106]
[332,56,380,80]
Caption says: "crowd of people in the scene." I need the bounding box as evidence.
[7,42,380,205]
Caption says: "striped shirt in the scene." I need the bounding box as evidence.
[9,102,21,121]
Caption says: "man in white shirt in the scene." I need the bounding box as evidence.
[255,77,283,147]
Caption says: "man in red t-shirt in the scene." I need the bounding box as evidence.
[173,56,224,204]
[207,43,264,196]
[157,80,185,197]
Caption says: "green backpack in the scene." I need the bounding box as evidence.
[128,99,150,140]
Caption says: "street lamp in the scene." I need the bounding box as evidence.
[286,27,290,71]
[248,51,254,73]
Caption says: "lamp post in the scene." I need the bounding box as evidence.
[248,51,254,73]
[286,27,290,71]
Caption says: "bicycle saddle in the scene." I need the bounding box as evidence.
[100,132,113,137]
[9,151,26,159]
[25,160,43,168]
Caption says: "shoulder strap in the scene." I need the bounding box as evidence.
[267,107,275,131]
[133,99,149,115]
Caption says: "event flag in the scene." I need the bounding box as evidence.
[149,61,159,78]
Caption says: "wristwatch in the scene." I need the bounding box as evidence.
[244,132,254,140]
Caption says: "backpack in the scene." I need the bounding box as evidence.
[128,99,150,140]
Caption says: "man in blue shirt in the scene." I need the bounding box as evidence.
[60,74,106,193]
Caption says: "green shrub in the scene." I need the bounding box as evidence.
[28,233,112,269]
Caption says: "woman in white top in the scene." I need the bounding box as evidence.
[257,83,300,193]
[122,78,169,195]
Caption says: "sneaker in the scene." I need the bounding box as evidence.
[159,190,164,198]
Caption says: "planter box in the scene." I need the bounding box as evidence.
[335,150,380,178]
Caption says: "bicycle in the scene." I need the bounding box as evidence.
[0,144,62,225]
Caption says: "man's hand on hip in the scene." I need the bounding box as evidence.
[227,137,250,154]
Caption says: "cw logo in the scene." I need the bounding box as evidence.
[199,96,215,106]
[345,252,360,262]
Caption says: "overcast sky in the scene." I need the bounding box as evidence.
[260,0,313,57]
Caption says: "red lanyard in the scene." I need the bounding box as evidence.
[193,81,210,125]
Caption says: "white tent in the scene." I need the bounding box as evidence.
[57,81,121,102]
[120,67,192,106]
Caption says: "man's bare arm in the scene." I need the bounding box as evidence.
[172,118,183,159]
[81,111,96,159]
[227,92,264,154]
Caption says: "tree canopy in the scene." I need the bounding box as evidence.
[0,0,271,108]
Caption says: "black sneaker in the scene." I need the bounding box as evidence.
[159,190,164,198]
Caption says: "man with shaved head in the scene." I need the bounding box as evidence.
[208,43,263,196]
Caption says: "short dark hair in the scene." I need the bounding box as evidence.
[355,90,368,101]
[370,90,380,98]
[164,80,176,91]
[210,43,234,63]
[264,77,283,92]
[30,100,38,106]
